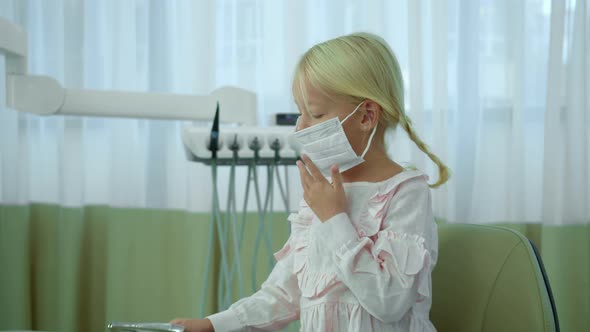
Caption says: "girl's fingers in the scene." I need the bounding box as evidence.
[296,160,310,189]
[330,164,344,191]
[301,155,327,183]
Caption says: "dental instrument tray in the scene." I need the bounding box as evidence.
[182,125,300,165]
[181,102,300,165]
[108,322,184,332]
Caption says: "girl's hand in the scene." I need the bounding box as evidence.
[297,155,348,222]
[170,318,214,332]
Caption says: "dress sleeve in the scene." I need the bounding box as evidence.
[206,235,301,332]
[312,177,436,323]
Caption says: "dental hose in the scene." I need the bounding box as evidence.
[210,160,233,310]
[224,148,245,306]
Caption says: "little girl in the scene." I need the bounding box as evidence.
[172,32,450,332]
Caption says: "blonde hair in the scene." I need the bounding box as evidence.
[293,32,450,188]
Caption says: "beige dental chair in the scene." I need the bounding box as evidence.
[431,223,559,332]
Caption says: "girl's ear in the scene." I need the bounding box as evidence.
[361,100,382,131]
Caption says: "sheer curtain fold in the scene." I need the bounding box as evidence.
[455,0,481,223]
[543,0,589,225]
[505,0,527,222]
[430,0,451,218]
[0,0,588,225]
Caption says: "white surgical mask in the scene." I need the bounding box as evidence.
[289,101,378,177]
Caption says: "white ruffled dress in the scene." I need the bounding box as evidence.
[207,170,438,332]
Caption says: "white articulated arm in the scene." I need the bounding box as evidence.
[5,73,257,124]
[0,16,27,74]
[0,17,257,125]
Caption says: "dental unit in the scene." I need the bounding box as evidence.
[1,17,300,332]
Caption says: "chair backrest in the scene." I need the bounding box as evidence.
[431,223,559,332]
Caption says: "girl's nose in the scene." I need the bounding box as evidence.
[295,116,309,131]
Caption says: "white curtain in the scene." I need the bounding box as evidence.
[0,0,588,225]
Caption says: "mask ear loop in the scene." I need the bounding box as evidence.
[341,101,364,124]
[360,123,378,159]
[341,101,378,159]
